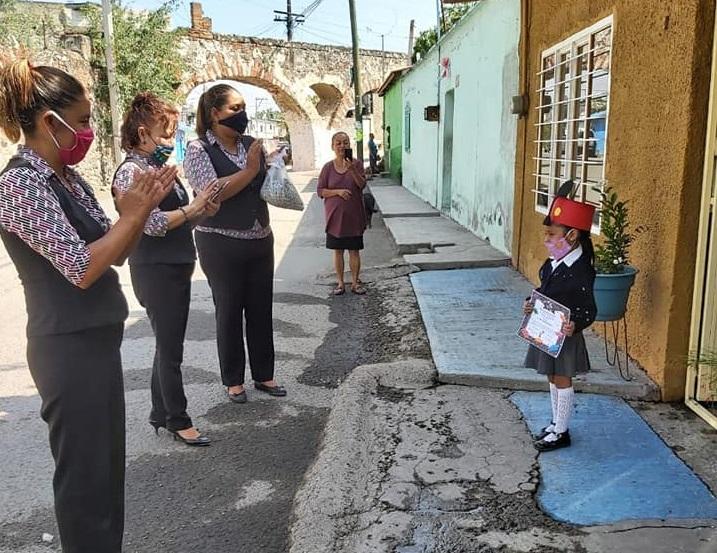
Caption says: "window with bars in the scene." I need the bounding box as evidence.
[534,17,613,229]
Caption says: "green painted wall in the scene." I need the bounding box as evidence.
[382,80,403,179]
[400,0,520,254]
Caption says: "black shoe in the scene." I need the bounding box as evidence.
[227,389,248,404]
[171,429,211,447]
[149,421,166,435]
[534,421,555,441]
[534,431,571,452]
[253,381,287,397]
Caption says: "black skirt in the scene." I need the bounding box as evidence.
[326,233,364,251]
[524,332,591,377]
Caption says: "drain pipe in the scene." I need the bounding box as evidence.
[514,0,531,266]
[434,0,443,210]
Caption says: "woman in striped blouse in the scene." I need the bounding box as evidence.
[0,59,172,553]
[113,92,219,446]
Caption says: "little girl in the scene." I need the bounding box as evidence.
[524,181,597,451]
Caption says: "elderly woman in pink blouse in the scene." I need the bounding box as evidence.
[317,131,367,295]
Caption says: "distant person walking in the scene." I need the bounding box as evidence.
[0,59,172,552]
[113,92,219,446]
[368,132,379,175]
[318,131,367,296]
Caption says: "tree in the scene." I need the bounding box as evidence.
[82,0,186,135]
[0,0,57,49]
[412,2,477,62]
[256,108,284,122]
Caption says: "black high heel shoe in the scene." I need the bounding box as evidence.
[170,429,211,447]
[149,421,166,435]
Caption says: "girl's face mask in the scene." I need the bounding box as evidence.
[544,228,576,260]
[544,236,573,260]
[46,111,94,166]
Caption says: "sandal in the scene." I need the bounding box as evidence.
[332,285,346,296]
[351,284,367,295]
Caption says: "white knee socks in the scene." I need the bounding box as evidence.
[553,386,575,435]
[547,383,558,432]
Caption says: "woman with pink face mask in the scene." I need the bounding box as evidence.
[0,59,173,552]
[523,180,597,452]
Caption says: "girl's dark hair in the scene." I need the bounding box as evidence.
[577,229,595,266]
[195,84,237,136]
[121,92,179,152]
[0,59,85,143]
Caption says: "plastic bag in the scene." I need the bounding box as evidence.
[260,154,304,211]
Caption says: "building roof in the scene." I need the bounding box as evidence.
[377,66,412,97]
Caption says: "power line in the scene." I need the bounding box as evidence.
[296,26,349,45]
[273,0,326,42]
[300,22,349,40]
[301,0,325,19]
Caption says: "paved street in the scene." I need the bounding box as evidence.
[0,171,421,553]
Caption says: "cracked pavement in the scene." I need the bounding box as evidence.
[290,362,717,553]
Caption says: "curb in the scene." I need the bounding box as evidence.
[288,359,436,553]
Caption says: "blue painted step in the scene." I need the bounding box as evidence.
[511,391,717,525]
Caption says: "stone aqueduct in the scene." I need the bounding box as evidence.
[181,3,408,170]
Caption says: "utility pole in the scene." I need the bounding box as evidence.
[407,19,415,62]
[101,0,122,164]
[274,0,305,42]
[348,0,363,161]
[381,33,385,79]
[286,0,293,41]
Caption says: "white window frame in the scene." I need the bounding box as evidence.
[533,16,614,232]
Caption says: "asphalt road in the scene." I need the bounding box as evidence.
[0,171,402,553]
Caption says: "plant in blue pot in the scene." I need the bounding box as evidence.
[593,186,643,321]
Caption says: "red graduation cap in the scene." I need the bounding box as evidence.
[544,180,596,232]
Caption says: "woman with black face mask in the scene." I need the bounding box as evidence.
[184,84,286,404]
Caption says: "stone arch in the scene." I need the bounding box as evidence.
[177,33,410,168]
[310,83,343,119]
[180,67,318,171]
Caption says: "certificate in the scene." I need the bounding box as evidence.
[518,291,571,358]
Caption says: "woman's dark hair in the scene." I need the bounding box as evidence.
[0,59,85,143]
[121,92,179,152]
[195,84,237,136]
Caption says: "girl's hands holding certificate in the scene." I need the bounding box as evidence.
[562,321,576,337]
[523,300,534,316]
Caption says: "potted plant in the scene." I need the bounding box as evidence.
[592,185,641,321]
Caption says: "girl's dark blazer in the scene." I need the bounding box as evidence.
[535,252,597,333]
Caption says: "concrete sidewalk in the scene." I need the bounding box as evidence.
[369,178,658,400]
[412,267,659,400]
[368,178,511,269]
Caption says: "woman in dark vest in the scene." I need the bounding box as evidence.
[113,92,219,446]
[184,84,286,403]
[0,60,173,552]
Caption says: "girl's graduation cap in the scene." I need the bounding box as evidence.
[544,180,596,232]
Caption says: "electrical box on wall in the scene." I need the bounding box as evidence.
[424,105,440,122]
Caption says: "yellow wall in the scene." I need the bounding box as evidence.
[513,0,715,400]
